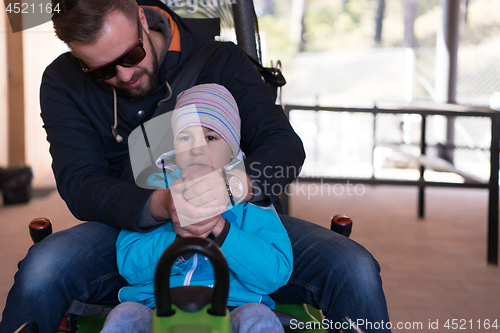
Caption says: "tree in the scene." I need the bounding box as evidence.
[403,0,418,47]
[290,0,307,51]
[374,0,385,45]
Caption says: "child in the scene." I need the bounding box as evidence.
[101,84,293,333]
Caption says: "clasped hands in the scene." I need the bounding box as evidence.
[150,165,234,238]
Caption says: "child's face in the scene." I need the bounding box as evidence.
[174,125,234,171]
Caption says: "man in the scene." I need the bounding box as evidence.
[0,0,391,332]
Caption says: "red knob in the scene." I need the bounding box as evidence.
[331,214,352,237]
[29,218,53,243]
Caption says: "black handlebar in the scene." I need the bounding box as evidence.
[154,237,230,317]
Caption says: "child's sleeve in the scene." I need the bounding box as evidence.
[221,204,293,295]
[116,226,178,286]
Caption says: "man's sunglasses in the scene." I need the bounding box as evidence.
[79,18,146,80]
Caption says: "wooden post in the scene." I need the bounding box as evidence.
[5,14,26,166]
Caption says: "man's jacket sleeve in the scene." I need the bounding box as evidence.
[40,59,156,231]
[197,42,306,207]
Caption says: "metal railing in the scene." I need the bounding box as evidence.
[282,102,500,265]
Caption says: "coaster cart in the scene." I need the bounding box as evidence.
[17,215,361,333]
[14,1,362,332]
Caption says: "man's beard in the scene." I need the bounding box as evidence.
[114,33,160,99]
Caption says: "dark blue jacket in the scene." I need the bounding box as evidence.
[39,5,305,231]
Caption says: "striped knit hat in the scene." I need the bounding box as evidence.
[172,84,241,157]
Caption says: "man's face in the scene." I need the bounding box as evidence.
[70,9,159,98]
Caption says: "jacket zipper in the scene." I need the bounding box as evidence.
[184,254,198,286]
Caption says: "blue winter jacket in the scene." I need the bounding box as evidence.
[116,169,293,308]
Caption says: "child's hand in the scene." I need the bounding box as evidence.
[210,215,226,238]
[172,215,221,238]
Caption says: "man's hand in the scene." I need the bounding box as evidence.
[149,180,225,225]
[170,178,225,226]
[149,165,254,227]
[182,165,254,206]
[149,188,174,222]
[181,165,228,207]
